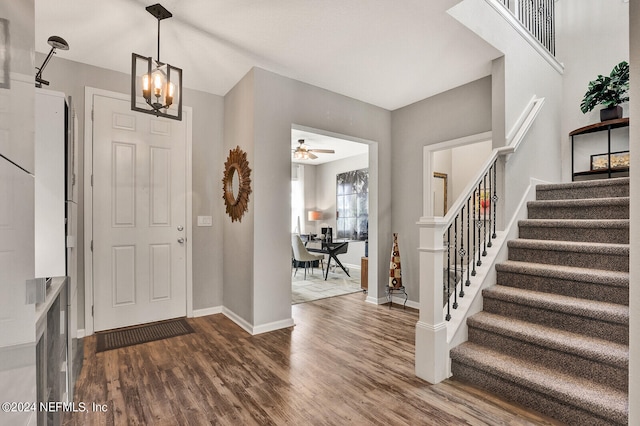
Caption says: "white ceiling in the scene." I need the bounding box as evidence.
[35,0,501,111]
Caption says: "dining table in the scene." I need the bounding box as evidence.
[307,240,350,280]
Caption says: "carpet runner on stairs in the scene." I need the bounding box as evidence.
[450,177,630,426]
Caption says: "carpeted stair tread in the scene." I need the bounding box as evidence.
[508,238,629,256]
[517,219,629,244]
[527,197,629,221]
[467,312,628,367]
[450,342,628,424]
[536,177,629,200]
[483,285,628,325]
[528,197,628,208]
[518,218,629,229]
[496,260,629,289]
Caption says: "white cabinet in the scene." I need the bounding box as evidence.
[35,90,66,278]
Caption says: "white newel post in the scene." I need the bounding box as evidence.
[415,217,448,384]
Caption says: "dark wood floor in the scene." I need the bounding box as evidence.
[64,294,562,425]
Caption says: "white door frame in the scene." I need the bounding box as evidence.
[83,87,193,336]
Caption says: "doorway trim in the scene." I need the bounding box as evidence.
[83,87,193,336]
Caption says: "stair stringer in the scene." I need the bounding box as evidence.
[445,177,549,376]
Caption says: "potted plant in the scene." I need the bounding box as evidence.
[580,61,629,121]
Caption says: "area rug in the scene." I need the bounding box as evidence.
[292,270,363,304]
[96,318,194,352]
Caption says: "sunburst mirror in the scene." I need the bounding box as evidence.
[222,146,252,222]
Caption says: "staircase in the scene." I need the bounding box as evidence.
[450,177,629,425]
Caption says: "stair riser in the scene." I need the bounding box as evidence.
[467,327,628,392]
[527,204,628,220]
[496,270,629,305]
[482,298,628,345]
[518,226,628,244]
[451,361,626,426]
[536,185,629,201]
[508,247,628,272]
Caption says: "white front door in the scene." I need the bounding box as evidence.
[92,93,187,331]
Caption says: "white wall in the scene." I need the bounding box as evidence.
[449,0,564,223]
[391,77,492,305]
[431,140,492,214]
[36,56,226,326]
[628,1,639,424]
[556,0,630,181]
[451,140,492,204]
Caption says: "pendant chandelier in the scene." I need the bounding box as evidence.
[131,3,183,121]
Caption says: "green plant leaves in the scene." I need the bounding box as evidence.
[580,61,629,114]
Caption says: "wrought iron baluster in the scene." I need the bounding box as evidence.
[485,163,495,248]
[492,161,498,239]
[459,207,466,297]
[466,197,471,286]
[453,215,458,309]
[482,174,487,257]
[476,183,483,267]
[472,189,477,275]
[446,226,451,321]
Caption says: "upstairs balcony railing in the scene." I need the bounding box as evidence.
[499,0,555,55]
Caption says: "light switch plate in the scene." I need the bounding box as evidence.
[197,216,212,227]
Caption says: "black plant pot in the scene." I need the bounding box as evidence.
[600,105,623,121]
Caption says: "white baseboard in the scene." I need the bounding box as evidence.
[220,307,294,336]
[76,329,85,339]
[221,307,254,335]
[252,318,295,335]
[192,306,223,317]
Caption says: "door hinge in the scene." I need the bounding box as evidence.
[91,175,93,187]
[91,108,94,121]
[92,305,94,317]
[90,240,93,252]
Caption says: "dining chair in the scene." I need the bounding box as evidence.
[291,234,324,279]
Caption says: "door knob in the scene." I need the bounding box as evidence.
[177,237,185,243]
[177,225,184,231]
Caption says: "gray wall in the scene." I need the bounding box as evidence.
[222,69,255,323]
[36,55,225,327]
[391,76,492,304]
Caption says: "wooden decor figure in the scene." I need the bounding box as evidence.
[389,233,402,288]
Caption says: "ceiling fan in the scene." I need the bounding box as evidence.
[292,139,335,160]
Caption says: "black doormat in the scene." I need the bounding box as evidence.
[96,318,194,353]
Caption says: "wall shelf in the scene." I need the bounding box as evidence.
[570,118,629,181]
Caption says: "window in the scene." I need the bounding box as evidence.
[291,165,304,233]
[336,168,368,240]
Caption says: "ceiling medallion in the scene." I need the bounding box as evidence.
[222,146,252,222]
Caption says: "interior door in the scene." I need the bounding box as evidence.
[92,94,186,331]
